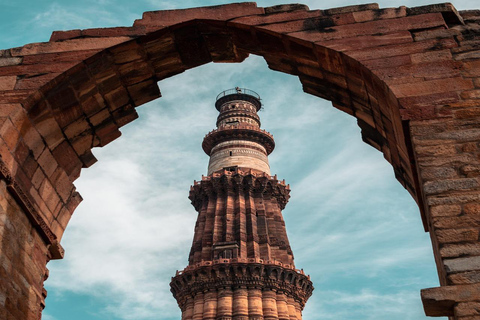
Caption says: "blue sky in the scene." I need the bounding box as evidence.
[2,1,478,320]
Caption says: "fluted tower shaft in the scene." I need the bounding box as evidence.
[171,88,313,320]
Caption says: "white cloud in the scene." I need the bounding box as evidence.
[305,289,427,320]
[41,314,57,320]
[33,4,95,29]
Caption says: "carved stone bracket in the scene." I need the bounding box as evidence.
[190,167,291,210]
[171,262,313,310]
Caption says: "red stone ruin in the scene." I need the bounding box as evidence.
[0,2,480,319]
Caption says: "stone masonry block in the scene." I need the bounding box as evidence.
[455,302,480,317]
[422,283,480,317]
[465,203,480,215]
[0,76,17,91]
[49,29,82,42]
[324,3,379,15]
[440,243,480,258]
[230,10,323,27]
[134,3,264,27]
[424,178,480,195]
[0,117,20,151]
[347,38,457,62]
[289,12,446,42]
[436,228,480,244]
[352,7,407,23]
[51,141,82,180]
[449,271,480,285]
[322,31,412,52]
[36,148,57,180]
[444,256,480,273]
[433,214,480,229]
[391,77,473,99]
[126,78,161,107]
[264,4,309,14]
[11,37,131,56]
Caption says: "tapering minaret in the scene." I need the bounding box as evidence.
[171,88,313,320]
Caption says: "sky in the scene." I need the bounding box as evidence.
[2,1,478,320]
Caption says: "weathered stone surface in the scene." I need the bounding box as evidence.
[449,271,480,284]
[465,203,480,215]
[434,215,480,229]
[134,3,264,27]
[12,37,131,56]
[441,243,480,258]
[430,204,462,217]
[444,256,480,273]
[424,178,480,195]
[289,12,446,41]
[264,4,309,14]
[455,302,480,317]
[436,228,480,244]
[230,9,323,26]
[324,3,379,15]
[422,284,480,316]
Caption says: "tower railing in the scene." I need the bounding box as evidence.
[215,87,260,101]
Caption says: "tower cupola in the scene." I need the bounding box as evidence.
[203,88,275,175]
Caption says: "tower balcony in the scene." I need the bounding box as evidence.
[215,87,262,111]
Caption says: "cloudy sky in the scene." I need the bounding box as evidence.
[2,0,478,319]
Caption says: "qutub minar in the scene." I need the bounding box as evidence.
[170,88,313,320]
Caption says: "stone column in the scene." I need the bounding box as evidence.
[182,297,194,320]
[287,297,298,320]
[294,300,302,320]
[217,288,233,318]
[193,293,204,320]
[276,293,290,320]
[262,289,279,319]
[203,290,218,320]
[233,287,249,319]
[0,180,49,320]
[248,288,264,319]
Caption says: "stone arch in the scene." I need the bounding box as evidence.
[0,2,479,319]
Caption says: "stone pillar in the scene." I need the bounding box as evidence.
[0,179,49,320]
[233,287,249,319]
[287,297,298,320]
[248,288,264,319]
[411,117,480,318]
[182,297,194,320]
[217,288,233,319]
[193,293,204,320]
[294,301,302,320]
[262,290,279,319]
[204,290,217,320]
[276,293,290,320]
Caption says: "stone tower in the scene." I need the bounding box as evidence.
[170,88,313,320]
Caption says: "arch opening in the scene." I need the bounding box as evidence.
[1,3,478,319]
[43,55,439,320]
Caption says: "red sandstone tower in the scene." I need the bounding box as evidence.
[170,88,313,319]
